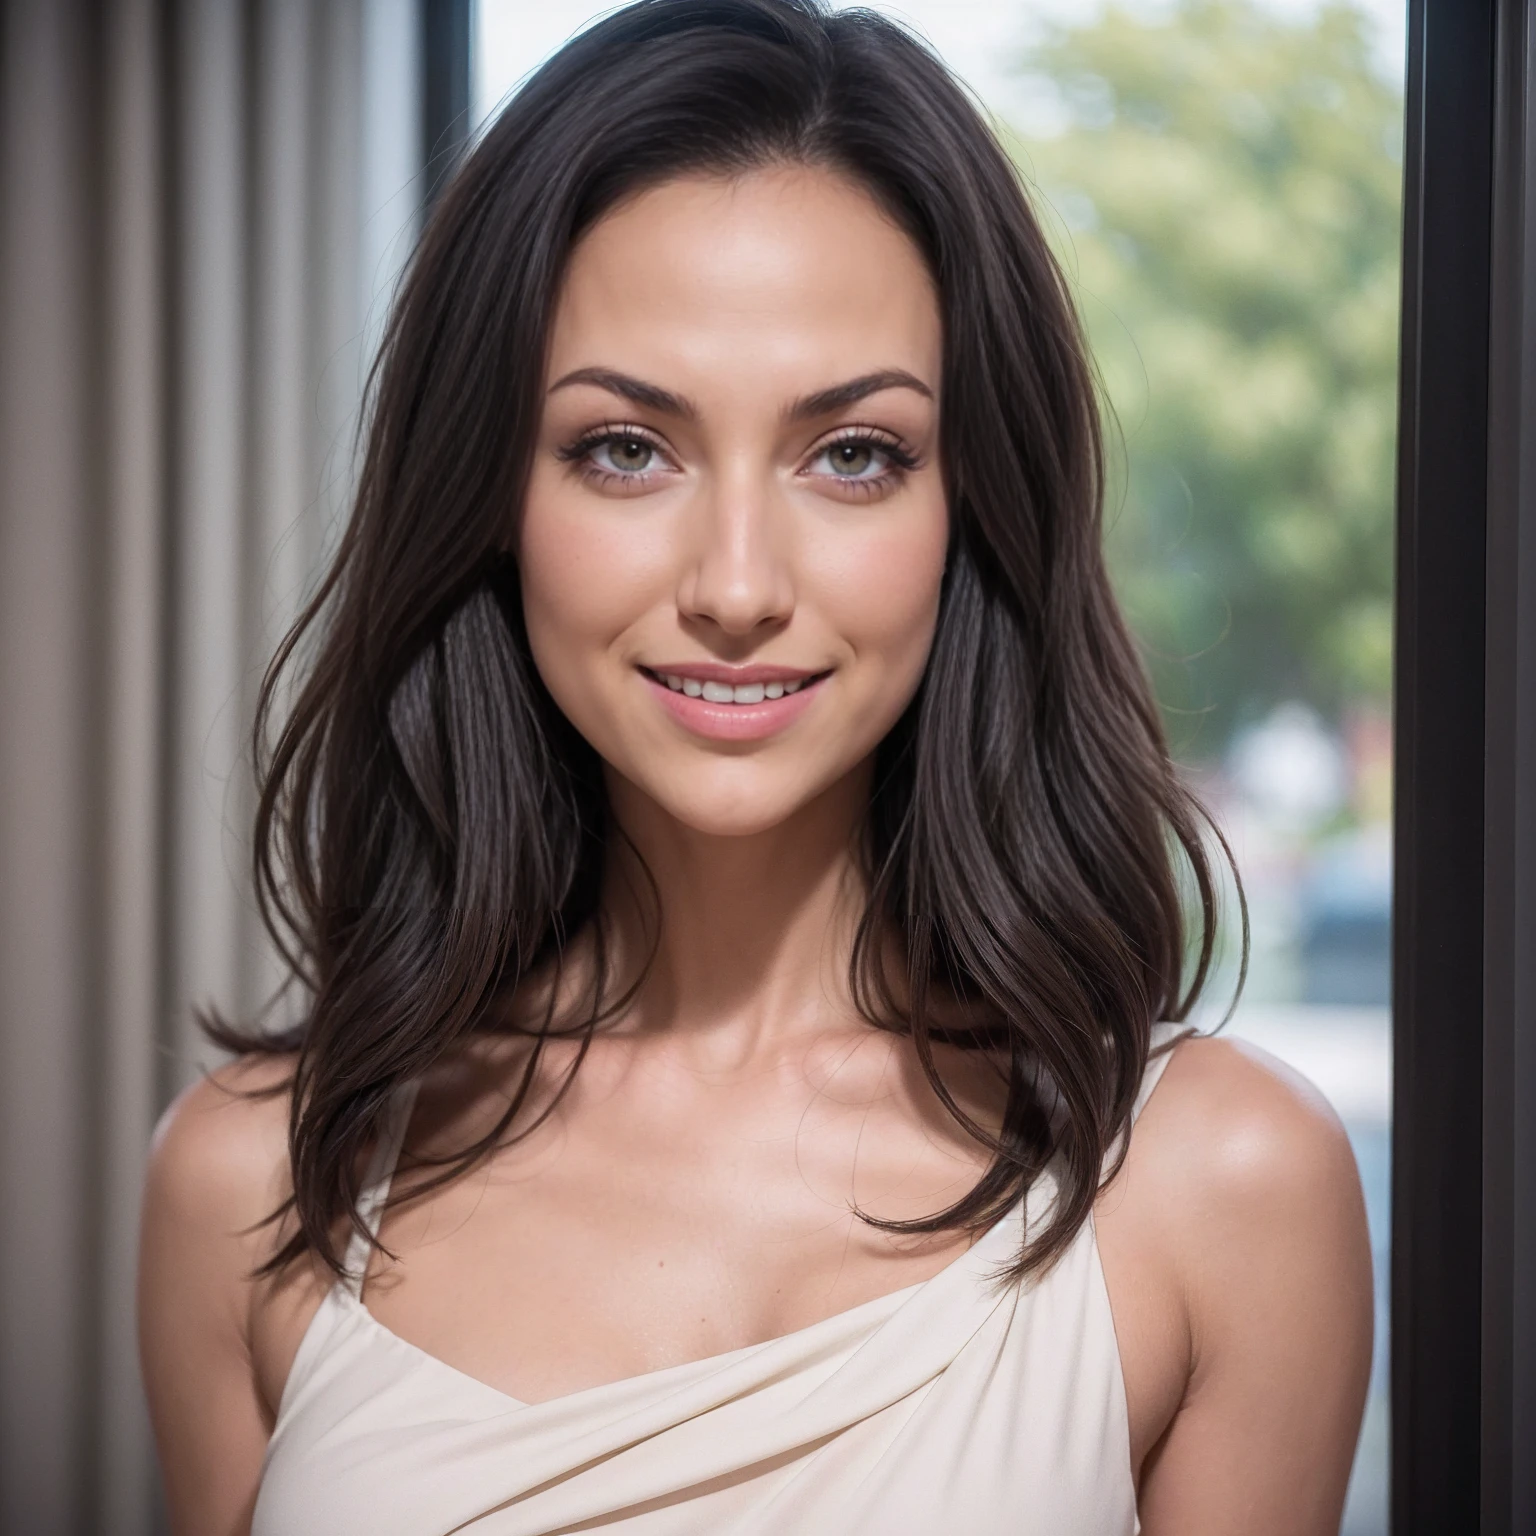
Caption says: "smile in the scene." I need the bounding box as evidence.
[652,672,808,703]
[637,664,831,740]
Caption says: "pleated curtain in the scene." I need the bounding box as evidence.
[0,1,423,1529]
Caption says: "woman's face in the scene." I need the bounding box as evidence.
[520,165,947,837]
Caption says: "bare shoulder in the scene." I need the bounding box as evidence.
[1108,1032,1374,1532]
[144,1054,298,1269]
[1100,1027,1370,1344]
[1118,1031,1369,1311]
[1135,1032,1361,1213]
[140,1056,307,1531]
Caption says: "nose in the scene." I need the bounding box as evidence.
[675,465,795,639]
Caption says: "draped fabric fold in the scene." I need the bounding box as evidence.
[258,1195,1137,1536]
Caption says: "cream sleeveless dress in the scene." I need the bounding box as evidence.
[253,1023,1189,1535]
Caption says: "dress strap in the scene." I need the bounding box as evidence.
[342,1079,421,1298]
[1132,1020,1197,1122]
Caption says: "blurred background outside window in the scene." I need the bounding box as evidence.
[478,2,1403,1530]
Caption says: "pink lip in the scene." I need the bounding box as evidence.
[639,666,828,742]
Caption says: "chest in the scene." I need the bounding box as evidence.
[254,1217,1144,1536]
[253,1048,1188,1474]
[354,1078,993,1406]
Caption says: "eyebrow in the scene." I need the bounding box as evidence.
[786,369,934,421]
[548,367,697,417]
[546,365,935,423]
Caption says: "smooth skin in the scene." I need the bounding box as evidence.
[140,167,1373,1536]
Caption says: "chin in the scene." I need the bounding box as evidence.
[627,760,841,840]
[651,787,818,840]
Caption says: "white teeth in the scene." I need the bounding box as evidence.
[657,672,818,702]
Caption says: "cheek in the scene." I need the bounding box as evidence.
[815,491,949,697]
[517,471,663,695]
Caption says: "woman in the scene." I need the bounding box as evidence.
[139,2,1373,1531]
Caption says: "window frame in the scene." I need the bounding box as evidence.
[423,0,473,204]
[1393,1,1535,1530]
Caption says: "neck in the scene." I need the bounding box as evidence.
[597,762,875,1065]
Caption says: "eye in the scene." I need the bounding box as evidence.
[820,441,879,478]
[557,425,676,489]
[591,435,656,475]
[804,431,918,488]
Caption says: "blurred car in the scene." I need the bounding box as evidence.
[1297,825,1392,1006]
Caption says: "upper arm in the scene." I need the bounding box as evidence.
[138,1058,295,1536]
[1133,1037,1374,1535]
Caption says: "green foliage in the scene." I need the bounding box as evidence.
[1010,0,1402,758]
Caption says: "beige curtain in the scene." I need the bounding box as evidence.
[0,1,422,1529]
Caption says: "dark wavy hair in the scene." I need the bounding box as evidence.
[219,0,1239,1283]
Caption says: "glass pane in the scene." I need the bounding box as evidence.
[474,5,1405,1529]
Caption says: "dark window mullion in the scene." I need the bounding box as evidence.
[422,0,473,207]
[1483,1,1536,1531]
[1393,1,1515,1531]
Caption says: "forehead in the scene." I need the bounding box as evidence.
[546,166,942,393]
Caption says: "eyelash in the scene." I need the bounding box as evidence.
[556,424,674,491]
[811,427,921,497]
[556,422,921,498]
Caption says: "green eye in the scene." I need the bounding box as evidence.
[827,442,876,476]
[600,437,654,473]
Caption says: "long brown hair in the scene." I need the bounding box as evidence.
[216,0,1240,1282]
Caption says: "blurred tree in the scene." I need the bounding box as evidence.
[1010,0,1402,759]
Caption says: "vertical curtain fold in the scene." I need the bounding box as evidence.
[0,2,421,1530]
[99,0,168,1527]
[0,5,95,1530]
